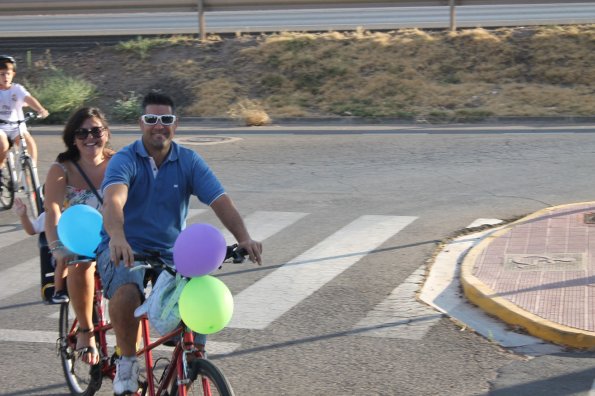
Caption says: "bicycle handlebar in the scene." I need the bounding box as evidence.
[0,111,41,126]
[67,245,248,271]
[23,112,42,123]
[130,244,248,274]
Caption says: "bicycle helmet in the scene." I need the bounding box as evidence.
[0,55,16,69]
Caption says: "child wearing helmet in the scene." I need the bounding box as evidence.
[0,55,49,171]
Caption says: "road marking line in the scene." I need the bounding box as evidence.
[1,208,205,301]
[229,215,417,329]
[186,208,206,221]
[466,218,504,229]
[419,219,558,352]
[352,266,442,339]
[0,222,29,250]
[220,211,308,243]
[351,220,502,340]
[47,211,306,317]
[0,328,240,354]
[0,209,206,251]
[0,257,39,300]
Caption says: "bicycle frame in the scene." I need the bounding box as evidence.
[1,114,43,215]
[9,136,42,194]
[60,249,243,395]
[66,272,204,396]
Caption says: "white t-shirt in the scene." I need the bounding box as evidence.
[0,83,29,140]
[31,211,45,234]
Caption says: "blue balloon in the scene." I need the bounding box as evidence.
[57,205,103,257]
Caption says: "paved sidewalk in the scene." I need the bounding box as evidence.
[461,202,595,349]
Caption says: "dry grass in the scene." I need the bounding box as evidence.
[16,25,595,122]
[227,99,272,126]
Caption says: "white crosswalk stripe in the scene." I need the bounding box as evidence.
[219,210,308,243]
[0,221,30,250]
[186,208,207,220]
[1,211,431,346]
[228,215,417,329]
[352,218,504,340]
[0,257,39,300]
[352,266,442,339]
[45,211,308,320]
[0,328,240,354]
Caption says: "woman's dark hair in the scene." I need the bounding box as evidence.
[57,107,113,163]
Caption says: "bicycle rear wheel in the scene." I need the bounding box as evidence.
[170,358,235,396]
[0,158,15,210]
[22,157,42,217]
[58,301,102,396]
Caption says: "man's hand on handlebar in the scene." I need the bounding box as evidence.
[238,239,263,266]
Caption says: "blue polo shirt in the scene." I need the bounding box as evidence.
[97,140,225,256]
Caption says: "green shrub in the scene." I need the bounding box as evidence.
[116,36,172,59]
[112,91,142,122]
[27,71,96,123]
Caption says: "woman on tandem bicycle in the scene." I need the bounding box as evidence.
[96,92,262,395]
[45,107,114,315]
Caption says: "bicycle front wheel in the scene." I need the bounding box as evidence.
[170,358,235,396]
[22,158,42,217]
[58,301,102,396]
[0,156,15,210]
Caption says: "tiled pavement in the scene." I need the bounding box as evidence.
[461,202,595,349]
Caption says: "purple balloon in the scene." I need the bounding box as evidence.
[173,223,227,277]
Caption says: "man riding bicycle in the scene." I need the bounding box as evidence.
[96,92,262,395]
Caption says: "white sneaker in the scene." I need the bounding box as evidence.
[113,357,139,395]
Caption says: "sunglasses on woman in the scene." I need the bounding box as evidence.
[74,126,106,139]
[141,114,176,126]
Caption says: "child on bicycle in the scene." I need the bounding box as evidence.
[0,54,49,174]
[13,197,67,304]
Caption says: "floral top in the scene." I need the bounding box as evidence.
[54,162,103,212]
[64,185,102,211]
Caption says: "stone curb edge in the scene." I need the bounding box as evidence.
[460,202,595,349]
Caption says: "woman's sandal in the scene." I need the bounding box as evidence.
[75,327,99,365]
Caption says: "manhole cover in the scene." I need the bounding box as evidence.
[503,253,586,271]
[176,136,240,145]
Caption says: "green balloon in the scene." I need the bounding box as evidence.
[178,275,234,335]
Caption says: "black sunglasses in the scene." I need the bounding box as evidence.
[74,126,106,139]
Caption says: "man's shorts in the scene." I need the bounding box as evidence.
[96,248,207,345]
[96,248,146,300]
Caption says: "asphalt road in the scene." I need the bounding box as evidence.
[1,123,595,395]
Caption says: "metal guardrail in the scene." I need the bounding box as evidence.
[2,0,593,39]
[1,0,445,14]
[4,0,585,13]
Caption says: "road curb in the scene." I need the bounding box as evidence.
[460,203,595,349]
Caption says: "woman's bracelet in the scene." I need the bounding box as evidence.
[50,246,65,254]
[49,240,64,252]
[49,239,63,248]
